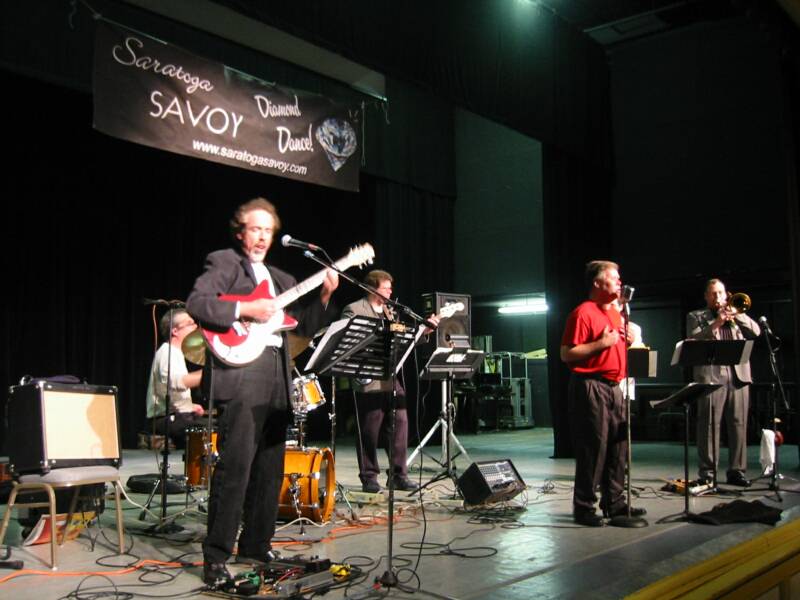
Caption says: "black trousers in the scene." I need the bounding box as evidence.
[569,374,627,514]
[203,347,289,564]
[149,412,204,449]
[354,391,408,484]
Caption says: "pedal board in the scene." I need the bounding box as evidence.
[203,555,355,598]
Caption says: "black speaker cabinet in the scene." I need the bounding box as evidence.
[7,381,122,474]
[457,459,525,506]
[421,292,471,349]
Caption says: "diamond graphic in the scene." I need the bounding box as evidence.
[315,118,357,171]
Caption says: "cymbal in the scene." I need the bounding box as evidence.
[287,333,312,359]
[182,329,207,366]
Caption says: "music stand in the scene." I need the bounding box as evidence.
[671,339,753,493]
[408,347,484,491]
[650,383,721,520]
[305,315,417,591]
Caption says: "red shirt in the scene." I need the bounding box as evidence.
[561,300,627,382]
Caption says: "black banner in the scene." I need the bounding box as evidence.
[93,23,361,192]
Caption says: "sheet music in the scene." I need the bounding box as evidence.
[670,340,684,366]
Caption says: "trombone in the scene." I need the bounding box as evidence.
[718,292,751,330]
[725,292,751,316]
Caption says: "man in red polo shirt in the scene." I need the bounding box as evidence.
[560,260,646,526]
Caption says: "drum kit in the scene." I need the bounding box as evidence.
[181,330,337,525]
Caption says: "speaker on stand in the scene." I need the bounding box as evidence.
[420,292,471,351]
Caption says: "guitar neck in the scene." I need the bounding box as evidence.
[275,257,350,309]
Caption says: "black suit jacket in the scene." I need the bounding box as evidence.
[186,248,328,400]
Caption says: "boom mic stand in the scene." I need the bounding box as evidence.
[140,300,187,532]
[752,318,791,500]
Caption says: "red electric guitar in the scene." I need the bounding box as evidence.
[202,244,374,366]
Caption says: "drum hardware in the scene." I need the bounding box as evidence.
[287,472,307,535]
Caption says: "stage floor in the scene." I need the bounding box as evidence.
[1,429,798,599]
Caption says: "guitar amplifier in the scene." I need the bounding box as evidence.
[7,381,121,474]
[457,459,525,506]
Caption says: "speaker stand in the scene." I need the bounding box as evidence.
[407,378,471,469]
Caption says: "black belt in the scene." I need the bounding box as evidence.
[574,372,619,387]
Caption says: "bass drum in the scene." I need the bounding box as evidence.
[278,447,335,524]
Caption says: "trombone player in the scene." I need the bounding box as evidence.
[687,278,760,487]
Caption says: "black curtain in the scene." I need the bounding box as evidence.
[780,50,800,457]
[542,145,614,459]
[1,71,456,451]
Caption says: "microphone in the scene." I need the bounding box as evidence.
[281,234,319,251]
[620,285,635,304]
[759,316,778,339]
[142,298,185,307]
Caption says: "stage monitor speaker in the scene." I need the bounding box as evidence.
[457,459,525,506]
[7,381,121,474]
[421,292,471,350]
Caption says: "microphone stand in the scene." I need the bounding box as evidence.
[297,247,426,594]
[141,300,186,532]
[609,300,647,528]
[756,322,790,500]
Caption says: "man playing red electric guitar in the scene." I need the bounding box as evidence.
[187,198,338,587]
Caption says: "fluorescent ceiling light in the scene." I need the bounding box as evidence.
[497,297,548,315]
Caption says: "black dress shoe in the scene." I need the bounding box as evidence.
[389,477,419,492]
[203,562,232,587]
[236,549,278,566]
[726,473,752,487]
[362,479,381,493]
[605,505,647,518]
[573,511,604,527]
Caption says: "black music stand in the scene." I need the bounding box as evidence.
[305,315,417,591]
[413,347,484,494]
[671,338,753,493]
[305,315,416,382]
[650,383,721,520]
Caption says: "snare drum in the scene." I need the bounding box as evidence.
[278,447,335,523]
[291,374,326,413]
[184,427,218,488]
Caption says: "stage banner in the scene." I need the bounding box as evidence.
[93,23,361,192]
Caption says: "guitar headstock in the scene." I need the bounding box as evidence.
[338,243,375,270]
[439,302,464,319]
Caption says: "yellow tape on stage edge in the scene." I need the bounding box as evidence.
[627,518,800,600]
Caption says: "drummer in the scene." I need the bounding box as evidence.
[145,308,205,448]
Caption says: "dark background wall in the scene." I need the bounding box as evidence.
[607,15,795,382]
[1,0,798,456]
